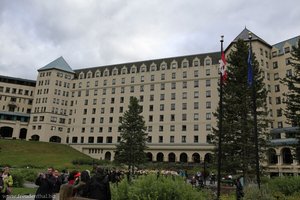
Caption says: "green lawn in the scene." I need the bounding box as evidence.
[0,139,93,169]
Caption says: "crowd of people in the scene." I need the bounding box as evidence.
[0,166,244,200]
[34,166,119,200]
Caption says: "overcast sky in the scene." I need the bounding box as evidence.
[1,0,299,80]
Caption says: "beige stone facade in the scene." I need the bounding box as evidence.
[0,28,299,176]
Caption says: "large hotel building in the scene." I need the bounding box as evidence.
[0,28,299,176]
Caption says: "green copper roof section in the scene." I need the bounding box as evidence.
[38,56,74,73]
[272,36,300,55]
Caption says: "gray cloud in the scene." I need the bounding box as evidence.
[0,0,300,80]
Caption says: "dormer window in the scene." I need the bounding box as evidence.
[205,58,211,66]
[182,60,188,68]
[87,71,92,78]
[171,61,177,69]
[150,64,156,72]
[193,59,200,67]
[121,67,127,74]
[95,70,101,77]
[104,69,109,76]
[131,66,137,73]
[140,65,146,72]
[160,63,167,70]
[112,68,118,75]
[79,73,84,79]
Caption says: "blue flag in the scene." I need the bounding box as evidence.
[247,48,253,86]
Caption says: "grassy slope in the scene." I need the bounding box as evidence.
[0,139,92,169]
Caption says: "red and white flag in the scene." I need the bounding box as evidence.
[219,51,227,82]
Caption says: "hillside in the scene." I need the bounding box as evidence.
[0,139,93,169]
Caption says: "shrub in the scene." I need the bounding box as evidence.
[268,176,300,196]
[111,174,214,200]
[243,184,275,200]
[11,172,25,187]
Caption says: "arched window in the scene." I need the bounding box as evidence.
[157,152,164,162]
[180,153,188,163]
[168,153,176,162]
[267,148,278,164]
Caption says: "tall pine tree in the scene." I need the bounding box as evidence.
[212,39,269,178]
[283,39,300,127]
[115,96,148,178]
[282,39,300,161]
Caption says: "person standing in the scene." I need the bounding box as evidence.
[0,167,13,200]
[73,170,91,198]
[235,176,244,200]
[34,167,56,200]
[88,166,111,200]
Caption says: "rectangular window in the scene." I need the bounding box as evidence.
[206,113,211,120]
[160,104,164,111]
[206,69,210,76]
[206,90,211,97]
[182,114,187,121]
[194,70,199,78]
[147,136,152,143]
[194,124,199,131]
[159,115,164,122]
[170,114,175,121]
[273,62,278,69]
[171,103,176,110]
[182,103,187,110]
[182,136,186,143]
[170,136,174,143]
[149,115,153,122]
[194,80,199,88]
[182,81,187,89]
[274,73,279,80]
[151,75,155,81]
[194,136,199,143]
[171,93,176,100]
[159,136,163,143]
[206,101,211,109]
[172,72,176,79]
[206,79,211,87]
[275,85,280,92]
[150,84,155,91]
[194,102,199,109]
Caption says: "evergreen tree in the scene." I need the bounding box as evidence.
[115,96,148,178]
[282,39,300,127]
[282,39,300,161]
[211,39,269,178]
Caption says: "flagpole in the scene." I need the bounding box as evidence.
[217,35,224,200]
[248,32,261,189]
